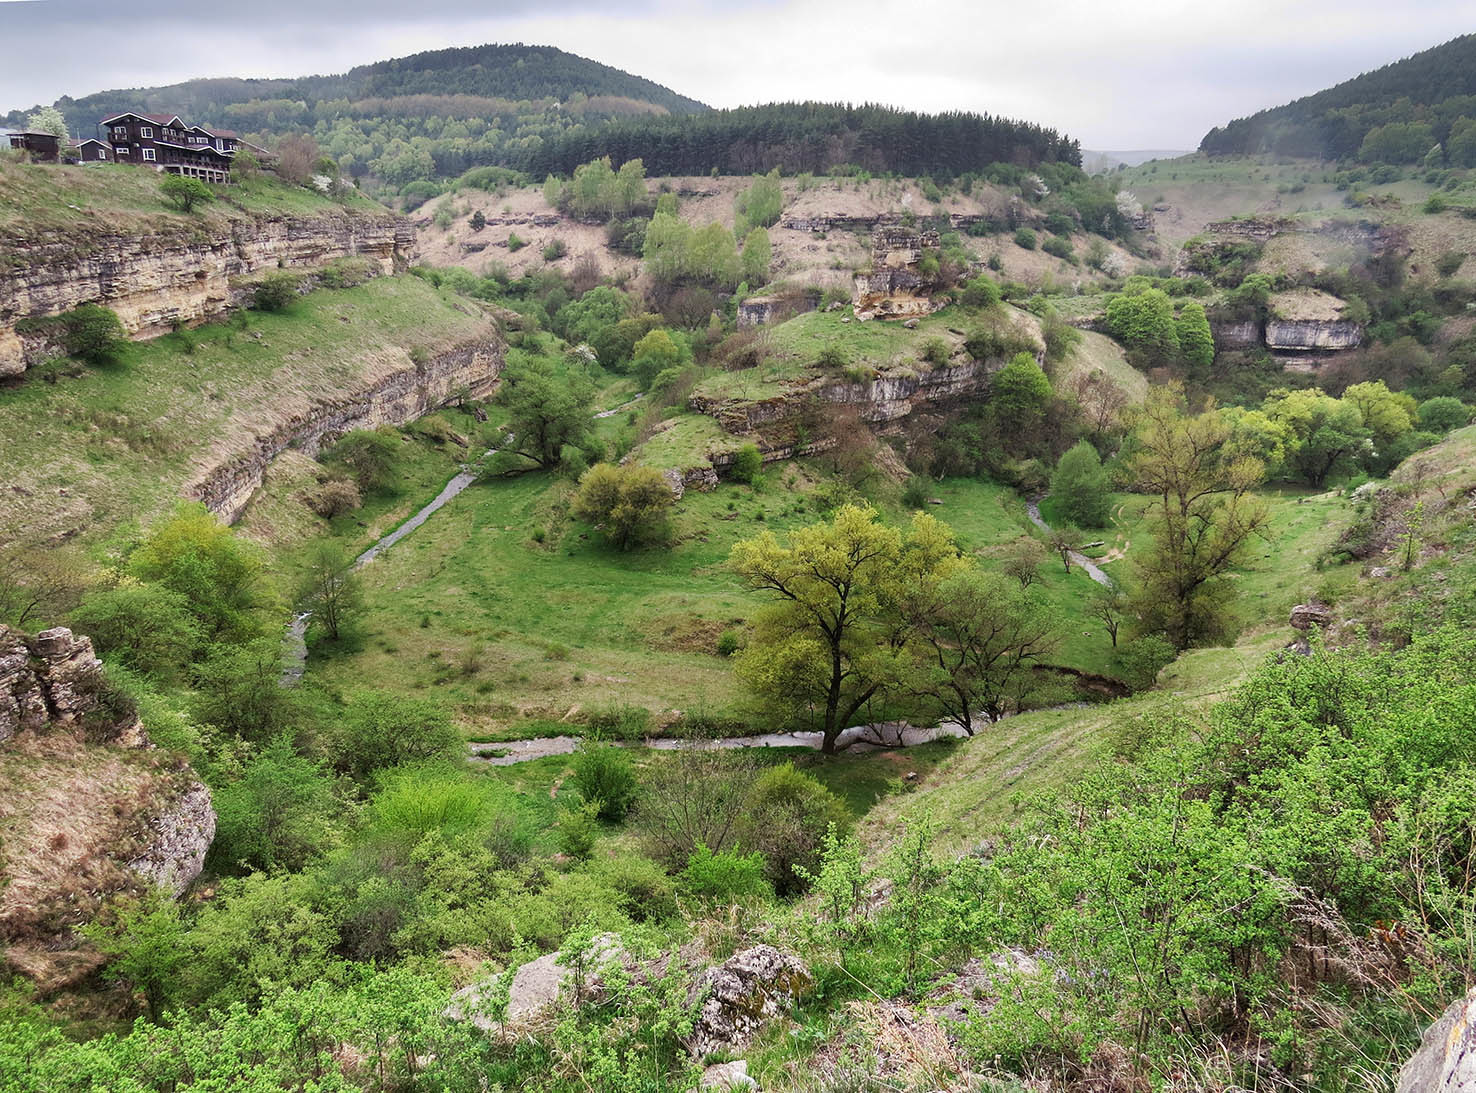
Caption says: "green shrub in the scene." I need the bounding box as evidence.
[1436,251,1465,278]
[252,272,301,312]
[57,304,127,365]
[585,702,652,739]
[586,854,678,921]
[730,443,763,484]
[368,767,499,842]
[716,629,743,657]
[542,239,567,262]
[324,427,401,494]
[335,692,462,782]
[959,276,1001,310]
[1113,635,1177,692]
[738,762,849,896]
[681,844,772,903]
[557,800,601,860]
[571,741,638,821]
[1418,396,1469,433]
[920,336,953,364]
[469,210,486,231]
[210,738,344,873]
[902,476,931,509]
[160,173,212,212]
[817,343,850,369]
[1013,227,1038,250]
[71,583,202,683]
[1042,236,1074,262]
[507,232,527,252]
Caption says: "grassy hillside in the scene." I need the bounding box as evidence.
[0,276,496,549]
[0,160,392,246]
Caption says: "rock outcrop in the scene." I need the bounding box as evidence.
[448,933,624,1030]
[1,625,129,744]
[853,227,943,322]
[0,625,215,989]
[1,209,413,378]
[1265,319,1363,351]
[1398,987,1475,1093]
[1290,602,1334,631]
[188,335,504,523]
[687,945,811,1057]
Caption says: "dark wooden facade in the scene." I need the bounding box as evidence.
[98,112,236,183]
[4,130,61,162]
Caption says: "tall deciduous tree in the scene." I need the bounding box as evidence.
[1051,440,1112,527]
[1175,300,1215,370]
[1129,385,1269,648]
[731,505,956,754]
[904,567,1060,734]
[488,353,596,473]
[299,542,361,642]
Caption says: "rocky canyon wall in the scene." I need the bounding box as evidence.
[1,209,414,378]
[189,335,504,524]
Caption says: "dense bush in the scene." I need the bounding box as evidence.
[54,303,127,365]
[572,462,674,550]
[681,844,772,903]
[570,741,638,821]
[729,443,763,484]
[324,427,402,494]
[252,272,302,312]
[1050,440,1112,527]
[1013,227,1037,250]
[737,762,849,896]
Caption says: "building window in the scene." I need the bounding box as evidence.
[113,127,127,139]
[97,147,107,160]
[116,147,129,156]
[142,148,156,162]
[139,126,152,138]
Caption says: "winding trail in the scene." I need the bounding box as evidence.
[1024,497,1114,587]
[280,389,643,682]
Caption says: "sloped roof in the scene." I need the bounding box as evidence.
[100,112,185,127]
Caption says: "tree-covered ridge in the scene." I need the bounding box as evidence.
[522,102,1081,179]
[1200,33,1476,161]
[4,42,707,136]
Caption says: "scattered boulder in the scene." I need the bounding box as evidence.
[693,1060,758,1091]
[687,945,811,1057]
[1289,602,1333,631]
[449,933,623,1030]
[1398,986,1475,1093]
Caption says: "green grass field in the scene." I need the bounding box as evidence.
[0,276,496,551]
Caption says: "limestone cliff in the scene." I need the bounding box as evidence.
[0,625,214,989]
[1,208,413,378]
[189,335,504,523]
[853,227,943,321]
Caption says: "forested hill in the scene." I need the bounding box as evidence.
[1199,33,1476,161]
[520,102,1082,179]
[4,43,707,136]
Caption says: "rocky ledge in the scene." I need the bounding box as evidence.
[1,209,414,378]
[189,334,504,523]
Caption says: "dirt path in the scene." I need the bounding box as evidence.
[1024,498,1114,587]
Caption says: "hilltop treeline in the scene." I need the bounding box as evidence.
[9,43,706,136]
[1200,33,1476,162]
[520,102,1081,179]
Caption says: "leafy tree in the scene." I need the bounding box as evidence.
[959,275,1002,310]
[1358,121,1435,163]
[26,105,67,140]
[0,543,89,628]
[336,690,462,781]
[1418,396,1469,433]
[736,762,848,895]
[1105,288,1179,366]
[489,353,596,471]
[59,303,127,365]
[71,582,202,683]
[298,541,361,642]
[554,284,630,346]
[190,640,299,741]
[730,443,763,484]
[904,567,1060,733]
[129,504,266,643]
[1112,634,1177,690]
[629,328,681,391]
[1341,380,1416,455]
[1262,388,1369,486]
[733,169,784,235]
[211,737,345,872]
[325,426,402,494]
[1129,385,1269,648]
[160,174,213,212]
[741,226,772,286]
[1175,300,1215,369]
[572,463,674,550]
[1050,440,1112,527]
[991,352,1053,431]
[571,741,638,820]
[80,892,186,1021]
[252,271,301,312]
[1000,536,1047,587]
[731,505,957,754]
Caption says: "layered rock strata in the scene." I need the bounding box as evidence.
[189,336,504,523]
[1,210,413,377]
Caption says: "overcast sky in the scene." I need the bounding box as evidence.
[1,0,1472,148]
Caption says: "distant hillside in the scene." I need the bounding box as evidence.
[1200,33,1476,162]
[6,43,706,135]
[1081,149,1191,173]
[523,102,1081,179]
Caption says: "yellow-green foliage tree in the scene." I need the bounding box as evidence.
[572,463,674,550]
[730,505,957,754]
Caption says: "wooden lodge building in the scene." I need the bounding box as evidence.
[2,130,61,161]
[94,112,267,183]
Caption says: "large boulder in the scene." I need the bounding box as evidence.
[448,933,623,1030]
[1398,987,1476,1093]
[1289,602,1334,632]
[687,945,811,1057]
